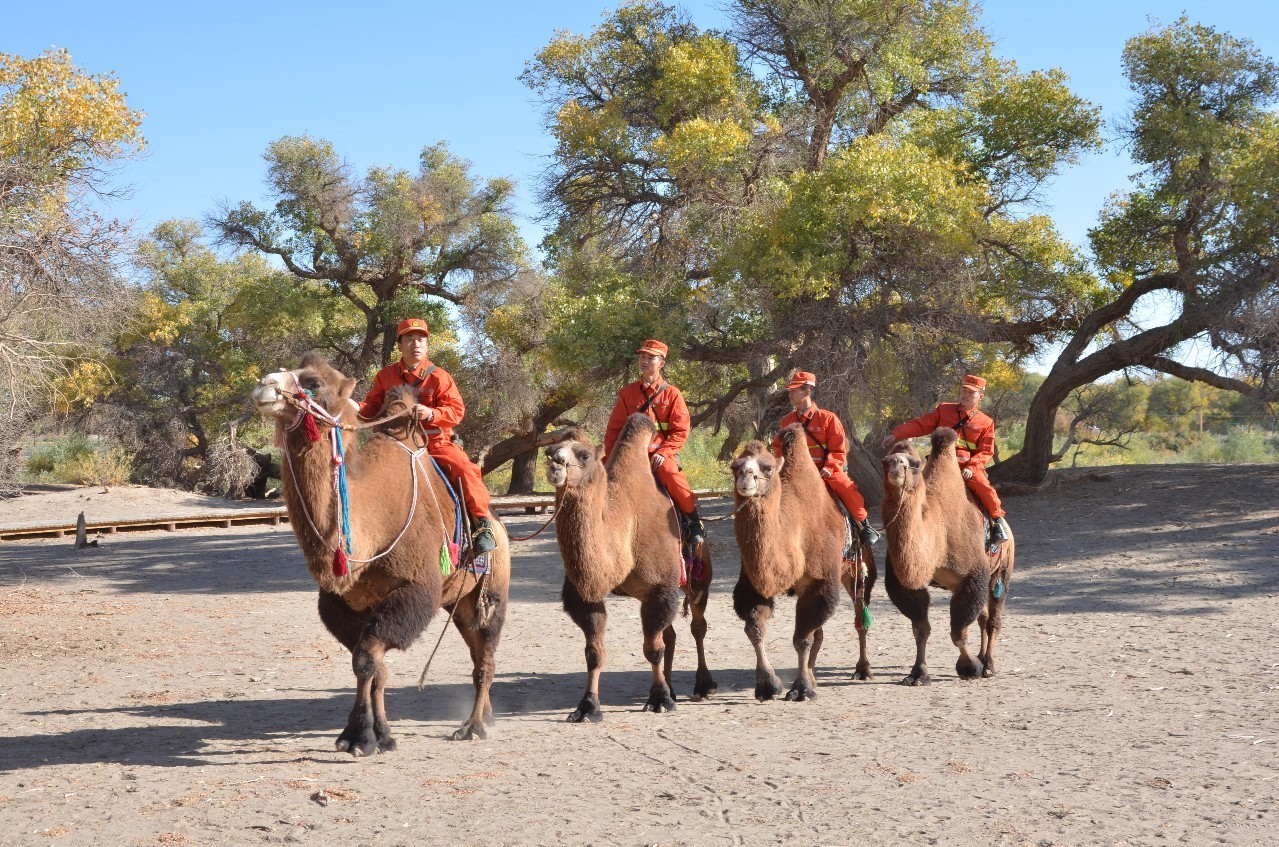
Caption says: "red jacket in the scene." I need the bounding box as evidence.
[357,360,465,449]
[604,378,690,460]
[773,406,847,474]
[891,402,996,469]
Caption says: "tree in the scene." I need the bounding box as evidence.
[526,1,1101,495]
[993,18,1279,484]
[0,48,143,489]
[211,137,527,378]
[88,220,364,492]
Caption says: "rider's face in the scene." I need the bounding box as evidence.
[398,331,429,366]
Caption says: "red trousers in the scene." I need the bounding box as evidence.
[966,467,1004,518]
[654,459,697,514]
[824,469,868,522]
[430,440,491,518]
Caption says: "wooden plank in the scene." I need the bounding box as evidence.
[0,490,732,541]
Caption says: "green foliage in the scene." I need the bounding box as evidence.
[23,435,133,486]
[215,136,527,373]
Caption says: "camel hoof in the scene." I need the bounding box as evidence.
[690,679,718,701]
[852,665,874,681]
[783,685,815,702]
[336,724,380,757]
[450,722,487,741]
[902,672,931,687]
[377,735,398,752]
[754,677,783,701]
[567,694,602,723]
[644,684,677,713]
[957,658,984,680]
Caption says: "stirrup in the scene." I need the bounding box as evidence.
[856,520,881,547]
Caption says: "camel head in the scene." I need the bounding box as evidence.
[544,427,600,491]
[252,351,358,424]
[730,440,782,499]
[882,441,923,493]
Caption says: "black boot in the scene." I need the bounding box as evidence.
[987,516,1010,547]
[856,519,881,546]
[472,516,497,553]
[682,507,706,551]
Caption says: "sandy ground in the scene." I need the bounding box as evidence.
[0,464,1276,847]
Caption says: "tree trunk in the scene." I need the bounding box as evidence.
[505,449,539,495]
[989,384,1065,485]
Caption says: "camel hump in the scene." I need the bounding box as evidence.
[616,413,656,450]
[384,384,419,408]
[931,427,958,454]
[299,350,333,371]
[777,424,808,463]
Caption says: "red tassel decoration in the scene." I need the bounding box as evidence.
[332,546,349,577]
[302,413,321,442]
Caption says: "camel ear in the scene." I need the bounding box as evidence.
[775,455,785,475]
[338,377,357,401]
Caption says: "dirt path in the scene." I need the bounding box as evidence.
[1,464,1276,846]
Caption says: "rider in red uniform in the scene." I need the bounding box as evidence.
[357,318,496,552]
[773,371,879,546]
[604,339,706,553]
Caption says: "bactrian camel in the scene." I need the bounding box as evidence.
[544,414,717,722]
[252,352,510,752]
[730,426,877,701]
[881,427,1015,685]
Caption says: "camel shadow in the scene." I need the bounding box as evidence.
[0,665,815,774]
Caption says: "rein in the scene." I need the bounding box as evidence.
[508,509,558,542]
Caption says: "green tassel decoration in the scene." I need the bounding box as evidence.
[439,542,451,576]
[860,607,872,630]
[993,579,1003,599]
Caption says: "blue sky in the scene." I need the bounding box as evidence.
[8,1,1278,254]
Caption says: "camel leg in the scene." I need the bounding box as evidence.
[980,555,1014,678]
[641,585,679,714]
[323,582,436,756]
[447,578,507,740]
[785,580,838,702]
[950,572,987,680]
[733,577,782,701]
[662,623,677,696]
[561,579,607,723]
[884,556,932,686]
[840,544,877,681]
[685,571,718,700]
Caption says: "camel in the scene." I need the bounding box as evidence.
[251,352,510,752]
[881,427,1015,685]
[729,426,877,702]
[543,413,717,722]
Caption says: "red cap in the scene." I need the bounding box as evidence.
[962,374,987,391]
[396,318,430,339]
[786,371,817,390]
[636,339,668,357]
